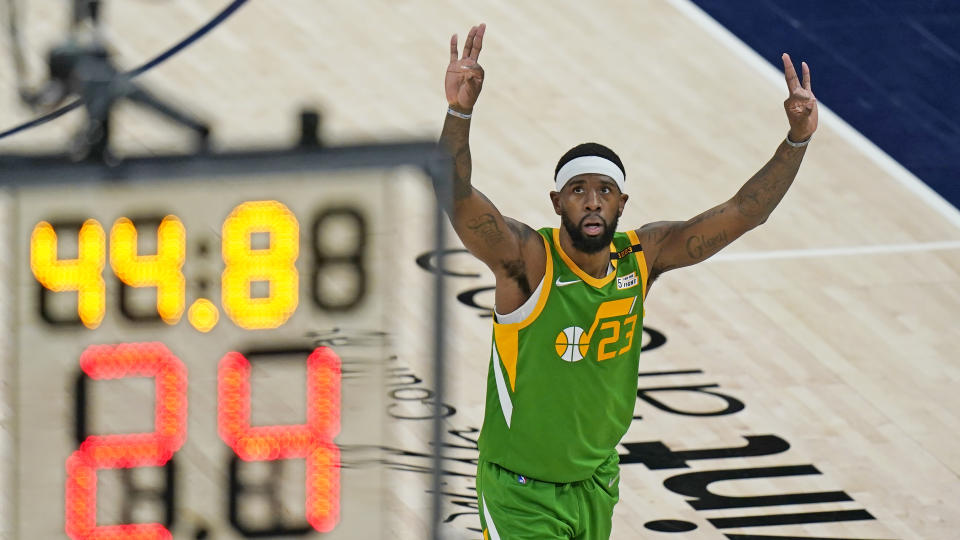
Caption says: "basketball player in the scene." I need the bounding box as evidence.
[438,23,817,539]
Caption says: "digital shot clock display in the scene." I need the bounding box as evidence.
[5,144,449,539]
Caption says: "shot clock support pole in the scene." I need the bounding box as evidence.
[299,109,323,148]
[71,0,101,29]
[429,152,452,540]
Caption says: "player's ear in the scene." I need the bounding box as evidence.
[549,191,562,215]
[618,193,628,216]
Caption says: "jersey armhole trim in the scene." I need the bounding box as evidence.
[494,274,544,324]
[493,233,553,329]
[626,229,648,303]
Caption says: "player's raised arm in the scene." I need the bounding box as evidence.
[438,24,546,311]
[637,53,818,290]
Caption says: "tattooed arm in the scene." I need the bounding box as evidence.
[637,140,808,287]
[438,24,546,312]
[637,53,818,293]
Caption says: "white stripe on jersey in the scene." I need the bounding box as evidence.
[491,345,513,428]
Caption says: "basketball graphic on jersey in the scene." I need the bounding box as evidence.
[555,326,588,362]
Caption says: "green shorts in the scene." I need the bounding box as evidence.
[476,453,620,540]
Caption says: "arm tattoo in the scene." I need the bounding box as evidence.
[685,230,729,259]
[639,222,675,249]
[439,115,474,203]
[641,142,802,280]
[734,142,807,224]
[688,205,726,226]
[452,145,473,201]
[467,213,505,247]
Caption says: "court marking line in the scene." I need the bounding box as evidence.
[666,0,960,232]
[709,240,960,262]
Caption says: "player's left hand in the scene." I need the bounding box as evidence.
[781,53,817,142]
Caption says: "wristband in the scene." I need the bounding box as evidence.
[447,107,472,120]
[785,132,811,148]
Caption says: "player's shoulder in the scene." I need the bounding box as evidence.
[503,217,548,244]
[611,229,638,251]
[635,220,675,235]
[634,221,682,250]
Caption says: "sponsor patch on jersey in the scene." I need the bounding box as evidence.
[617,272,638,290]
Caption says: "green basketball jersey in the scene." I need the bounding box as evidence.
[477,227,649,483]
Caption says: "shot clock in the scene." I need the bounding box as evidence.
[5,144,449,539]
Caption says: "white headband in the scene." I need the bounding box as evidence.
[554,156,625,193]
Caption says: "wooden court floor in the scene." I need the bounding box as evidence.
[1,1,958,538]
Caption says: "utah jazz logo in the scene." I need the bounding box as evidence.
[554,296,640,363]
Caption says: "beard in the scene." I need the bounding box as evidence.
[560,210,619,254]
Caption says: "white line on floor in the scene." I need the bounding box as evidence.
[710,240,960,262]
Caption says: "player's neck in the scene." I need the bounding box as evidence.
[558,229,611,279]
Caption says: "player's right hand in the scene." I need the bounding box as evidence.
[446,23,486,113]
